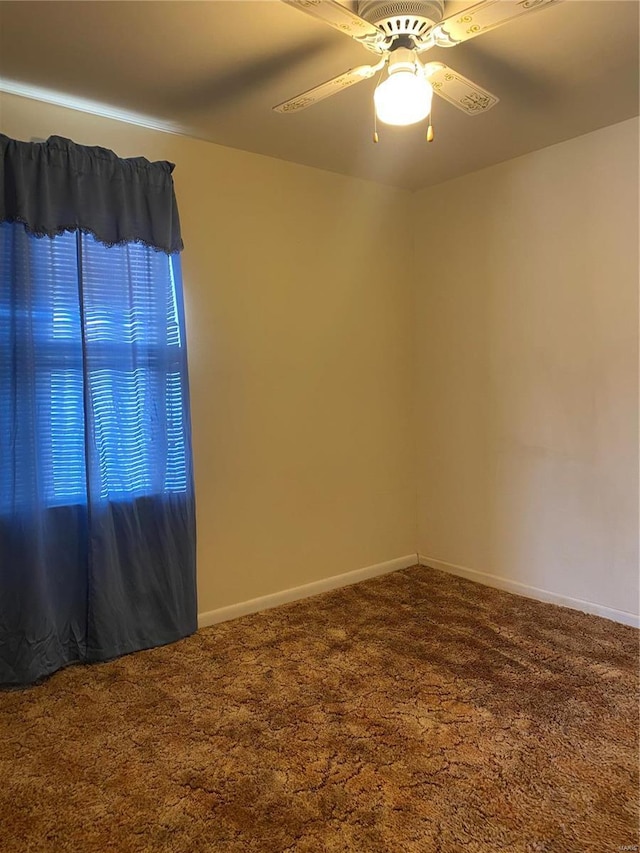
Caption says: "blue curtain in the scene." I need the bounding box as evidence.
[0,136,196,685]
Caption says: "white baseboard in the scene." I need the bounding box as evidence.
[418,555,640,628]
[198,553,419,629]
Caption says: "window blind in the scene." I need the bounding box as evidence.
[0,222,189,509]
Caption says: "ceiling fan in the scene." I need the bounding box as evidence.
[274,0,562,136]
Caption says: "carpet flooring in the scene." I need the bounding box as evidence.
[1,566,638,852]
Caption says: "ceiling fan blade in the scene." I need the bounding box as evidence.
[281,0,383,49]
[424,62,499,115]
[420,0,562,49]
[274,61,384,113]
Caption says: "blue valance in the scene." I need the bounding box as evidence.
[0,134,183,253]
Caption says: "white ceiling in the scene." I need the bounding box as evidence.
[0,1,638,190]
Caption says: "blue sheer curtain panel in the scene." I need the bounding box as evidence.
[0,135,196,685]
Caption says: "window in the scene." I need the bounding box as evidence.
[0,222,189,508]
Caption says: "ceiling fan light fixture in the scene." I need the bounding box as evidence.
[374,67,433,126]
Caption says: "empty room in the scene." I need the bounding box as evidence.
[0,1,638,850]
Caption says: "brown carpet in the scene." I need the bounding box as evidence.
[1,566,638,852]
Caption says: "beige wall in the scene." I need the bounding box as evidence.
[2,92,637,621]
[414,118,639,616]
[0,92,417,614]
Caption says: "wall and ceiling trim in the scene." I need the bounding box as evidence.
[0,77,195,139]
[418,555,640,628]
[198,554,419,629]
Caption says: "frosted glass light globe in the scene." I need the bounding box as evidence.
[374,70,433,127]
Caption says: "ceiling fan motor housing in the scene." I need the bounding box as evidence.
[357,0,445,42]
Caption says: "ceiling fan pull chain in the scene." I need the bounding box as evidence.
[372,61,387,143]
[373,90,379,142]
[426,94,434,142]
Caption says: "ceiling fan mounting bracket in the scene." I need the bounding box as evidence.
[357,0,445,48]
